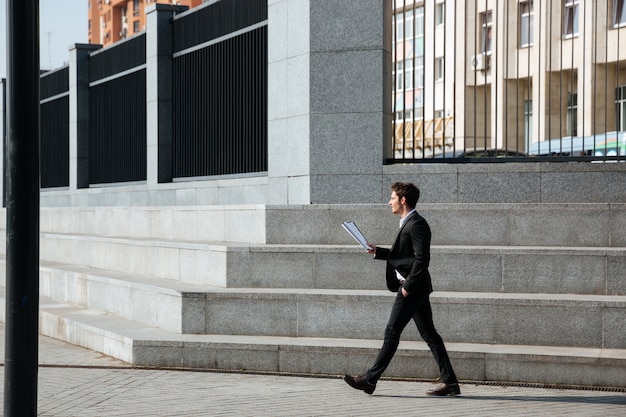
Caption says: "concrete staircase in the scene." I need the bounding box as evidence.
[1,202,625,388]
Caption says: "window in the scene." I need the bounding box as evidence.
[617,86,626,132]
[395,62,404,91]
[614,0,626,26]
[394,9,414,40]
[435,57,444,81]
[392,4,425,125]
[435,2,445,26]
[133,21,140,33]
[567,92,578,136]
[524,100,533,148]
[415,56,424,88]
[405,59,414,89]
[481,11,493,53]
[395,111,413,121]
[520,1,534,47]
[564,0,579,37]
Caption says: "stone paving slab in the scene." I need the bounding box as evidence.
[29,369,626,417]
[1,325,625,416]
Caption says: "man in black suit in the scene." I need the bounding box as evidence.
[343,182,460,396]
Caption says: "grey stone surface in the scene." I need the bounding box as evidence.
[264,204,364,244]
[311,50,385,114]
[302,0,387,210]
[423,205,512,246]
[382,167,459,203]
[180,343,280,371]
[310,113,383,176]
[491,304,603,348]
[310,0,385,52]
[267,60,289,121]
[431,300,497,345]
[607,254,626,295]
[485,355,626,387]
[181,293,208,334]
[205,295,299,337]
[5,336,625,417]
[281,127,310,182]
[68,44,101,190]
[430,250,503,293]
[383,162,626,205]
[286,175,311,204]
[8,292,626,390]
[227,250,318,288]
[501,252,608,294]
[285,0,310,59]
[267,0,288,64]
[287,55,310,118]
[310,174,385,204]
[296,294,392,339]
[179,247,227,286]
[313,252,387,290]
[610,204,626,246]
[541,170,626,203]
[458,172,541,203]
[508,204,611,246]
[603,307,626,349]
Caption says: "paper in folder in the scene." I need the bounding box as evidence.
[341,221,372,250]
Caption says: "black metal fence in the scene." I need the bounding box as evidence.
[88,34,147,185]
[14,0,626,192]
[19,0,268,188]
[172,0,268,178]
[40,67,70,188]
[390,0,626,163]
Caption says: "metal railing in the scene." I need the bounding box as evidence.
[171,0,268,178]
[390,0,626,163]
[89,34,147,184]
[40,67,70,188]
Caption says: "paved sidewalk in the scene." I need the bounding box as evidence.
[0,327,624,416]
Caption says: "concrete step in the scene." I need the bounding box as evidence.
[2,203,623,248]
[5,206,268,245]
[26,233,626,294]
[265,203,626,247]
[2,294,624,389]
[2,260,624,350]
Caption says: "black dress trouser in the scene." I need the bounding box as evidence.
[365,290,458,385]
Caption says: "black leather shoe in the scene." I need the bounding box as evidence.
[343,375,376,394]
[426,383,461,396]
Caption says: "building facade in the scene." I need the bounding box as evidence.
[392,0,626,159]
[88,0,204,47]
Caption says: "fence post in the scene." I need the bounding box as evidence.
[68,43,101,190]
[146,4,188,185]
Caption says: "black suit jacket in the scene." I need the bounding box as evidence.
[374,211,433,297]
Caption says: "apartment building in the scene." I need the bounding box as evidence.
[88,0,204,47]
[393,0,626,159]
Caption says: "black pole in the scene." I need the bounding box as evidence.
[4,0,40,415]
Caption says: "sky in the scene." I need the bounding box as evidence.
[0,0,88,79]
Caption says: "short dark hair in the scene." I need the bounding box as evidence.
[391,182,420,208]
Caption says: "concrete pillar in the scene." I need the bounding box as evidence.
[145,4,188,185]
[267,0,391,204]
[68,43,101,189]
